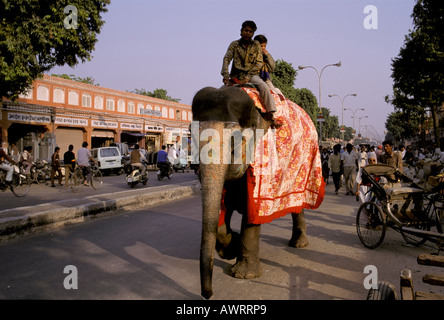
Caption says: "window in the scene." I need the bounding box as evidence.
[169,109,175,119]
[118,100,125,112]
[137,103,144,114]
[37,85,49,101]
[68,91,79,106]
[106,98,115,111]
[182,111,187,121]
[82,94,91,107]
[53,88,65,103]
[188,111,192,121]
[162,107,168,118]
[94,96,104,110]
[128,102,135,114]
[19,88,33,100]
[146,104,153,110]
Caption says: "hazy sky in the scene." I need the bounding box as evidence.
[51,0,416,141]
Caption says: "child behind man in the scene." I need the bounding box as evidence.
[253,34,283,96]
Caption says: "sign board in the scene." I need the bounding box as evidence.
[140,109,162,117]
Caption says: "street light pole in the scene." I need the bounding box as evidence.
[328,93,357,142]
[298,61,341,143]
[345,107,365,136]
[358,116,368,135]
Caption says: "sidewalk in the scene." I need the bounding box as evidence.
[0,180,201,241]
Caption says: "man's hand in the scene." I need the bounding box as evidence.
[222,77,230,85]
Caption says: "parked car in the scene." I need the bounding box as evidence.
[91,146,122,175]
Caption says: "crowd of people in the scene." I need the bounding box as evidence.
[320,141,444,198]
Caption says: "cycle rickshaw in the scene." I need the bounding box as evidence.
[355,164,444,250]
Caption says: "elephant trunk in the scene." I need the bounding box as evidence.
[200,162,228,299]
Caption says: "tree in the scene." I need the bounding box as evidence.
[271,60,319,124]
[388,0,444,148]
[128,88,181,103]
[0,0,110,100]
[51,74,100,86]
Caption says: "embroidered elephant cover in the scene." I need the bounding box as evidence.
[221,87,325,225]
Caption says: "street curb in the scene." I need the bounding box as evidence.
[0,181,201,242]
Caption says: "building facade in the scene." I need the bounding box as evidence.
[0,75,192,162]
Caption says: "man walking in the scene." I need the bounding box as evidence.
[341,143,358,195]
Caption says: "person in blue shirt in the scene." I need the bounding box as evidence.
[157,145,170,168]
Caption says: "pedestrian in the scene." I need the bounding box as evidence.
[63,145,75,187]
[341,143,358,195]
[50,147,63,187]
[321,147,330,184]
[77,142,95,186]
[355,154,378,203]
[21,146,33,175]
[328,144,342,194]
[10,143,19,162]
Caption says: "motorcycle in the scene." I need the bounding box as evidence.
[31,159,51,184]
[173,157,188,173]
[124,161,148,188]
[157,162,173,181]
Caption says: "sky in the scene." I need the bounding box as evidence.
[51,0,416,143]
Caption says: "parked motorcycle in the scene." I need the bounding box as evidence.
[157,162,173,181]
[124,162,148,188]
[31,159,51,184]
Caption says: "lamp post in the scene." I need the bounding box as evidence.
[298,61,341,143]
[345,107,365,136]
[328,93,357,142]
[358,116,368,135]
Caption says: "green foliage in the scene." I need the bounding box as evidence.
[388,0,444,146]
[51,73,100,86]
[271,59,341,140]
[129,88,181,103]
[0,0,110,100]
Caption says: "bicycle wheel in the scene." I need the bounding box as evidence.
[10,171,31,197]
[91,169,103,190]
[70,169,84,193]
[356,201,386,249]
[367,281,397,300]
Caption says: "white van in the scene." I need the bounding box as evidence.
[91,146,122,175]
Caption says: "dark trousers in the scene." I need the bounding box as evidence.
[51,166,63,186]
[332,171,342,191]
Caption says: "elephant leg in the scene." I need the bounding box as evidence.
[288,210,309,248]
[216,209,240,260]
[230,222,262,279]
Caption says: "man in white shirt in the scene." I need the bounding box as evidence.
[341,143,358,195]
[77,141,96,186]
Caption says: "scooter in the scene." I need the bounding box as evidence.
[157,162,173,181]
[173,157,188,173]
[124,162,148,188]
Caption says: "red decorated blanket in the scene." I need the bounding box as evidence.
[220,87,325,225]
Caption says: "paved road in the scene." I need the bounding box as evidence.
[0,169,199,212]
[1,182,443,301]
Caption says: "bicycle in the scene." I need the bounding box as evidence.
[0,163,32,197]
[356,164,444,250]
[70,161,103,193]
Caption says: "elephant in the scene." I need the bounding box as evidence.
[192,85,316,299]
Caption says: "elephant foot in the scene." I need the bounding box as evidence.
[288,234,309,248]
[288,211,309,248]
[230,257,262,279]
